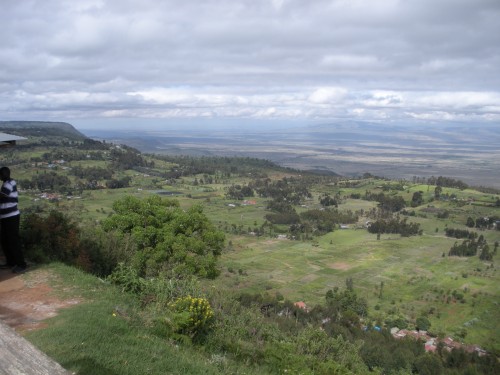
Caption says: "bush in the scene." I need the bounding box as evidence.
[165,296,215,339]
[21,210,81,264]
[107,263,145,294]
[416,316,431,331]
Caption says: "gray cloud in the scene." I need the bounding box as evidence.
[1,0,499,125]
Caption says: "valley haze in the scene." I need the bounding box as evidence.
[76,121,500,188]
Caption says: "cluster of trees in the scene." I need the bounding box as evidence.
[105,176,132,189]
[265,211,301,226]
[110,146,151,170]
[364,191,406,212]
[466,216,500,230]
[77,138,109,150]
[225,184,254,200]
[21,210,123,276]
[33,149,105,163]
[70,165,113,180]
[250,177,315,226]
[325,280,368,319]
[252,177,312,204]
[154,155,278,179]
[427,176,469,190]
[300,208,358,235]
[19,171,71,193]
[70,165,132,190]
[448,235,489,257]
[367,216,422,237]
[319,193,338,207]
[445,228,478,240]
[21,165,133,193]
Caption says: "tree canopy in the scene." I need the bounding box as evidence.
[103,195,225,278]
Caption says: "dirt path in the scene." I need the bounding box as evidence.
[0,267,81,332]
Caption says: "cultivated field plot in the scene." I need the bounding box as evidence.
[216,227,499,350]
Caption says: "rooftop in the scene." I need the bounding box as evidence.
[0,132,26,147]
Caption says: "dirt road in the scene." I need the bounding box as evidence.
[0,267,81,332]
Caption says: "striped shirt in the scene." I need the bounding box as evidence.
[0,178,20,219]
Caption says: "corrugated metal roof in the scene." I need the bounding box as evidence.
[0,132,26,146]
[0,132,26,142]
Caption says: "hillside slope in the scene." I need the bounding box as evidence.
[0,121,86,141]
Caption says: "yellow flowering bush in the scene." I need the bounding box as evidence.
[168,295,214,337]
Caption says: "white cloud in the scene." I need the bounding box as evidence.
[0,0,499,125]
[308,87,348,104]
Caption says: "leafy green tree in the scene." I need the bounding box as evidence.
[466,217,475,228]
[411,191,424,207]
[434,185,442,199]
[319,194,338,207]
[103,196,225,278]
[416,316,431,331]
[414,353,444,375]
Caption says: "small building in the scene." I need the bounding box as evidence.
[425,342,437,352]
[294,301,309,311]
[0,132,26,147]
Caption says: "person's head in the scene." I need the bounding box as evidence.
[0,167,11,182]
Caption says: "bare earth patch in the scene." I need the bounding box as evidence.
[328,262,352,270]
[0,268,81,332]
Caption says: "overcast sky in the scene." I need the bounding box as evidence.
[1,0,499,129]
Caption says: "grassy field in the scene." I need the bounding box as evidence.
[9,145,500,353]
[200,184,500,351]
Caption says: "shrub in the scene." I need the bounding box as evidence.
[166,296,214,338]
[107,263,145,294]
[21,210,81,264]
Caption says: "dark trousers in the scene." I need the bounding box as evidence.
[1,214,26,268]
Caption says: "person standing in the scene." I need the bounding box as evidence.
[0,166,26,273]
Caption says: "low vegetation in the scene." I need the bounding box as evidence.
[1,122,499,374]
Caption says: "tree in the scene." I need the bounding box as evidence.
[411,191,424,207]
[414,353,444,375]
[346,277,354,291]
[102,195,225,278]
[434,186,442,200]
[466,217,475,228]
[319,194,338,207]
[21,210,81,264]
[416,316,431,331]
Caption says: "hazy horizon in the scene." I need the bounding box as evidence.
[77,120,500,188]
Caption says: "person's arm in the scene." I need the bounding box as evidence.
[0,181,11,199]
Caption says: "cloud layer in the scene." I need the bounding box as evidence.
[1,0,499,125]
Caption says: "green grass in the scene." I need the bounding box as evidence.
[24,264,265,375]
[216,223,500,351]
[11,145,500,353]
